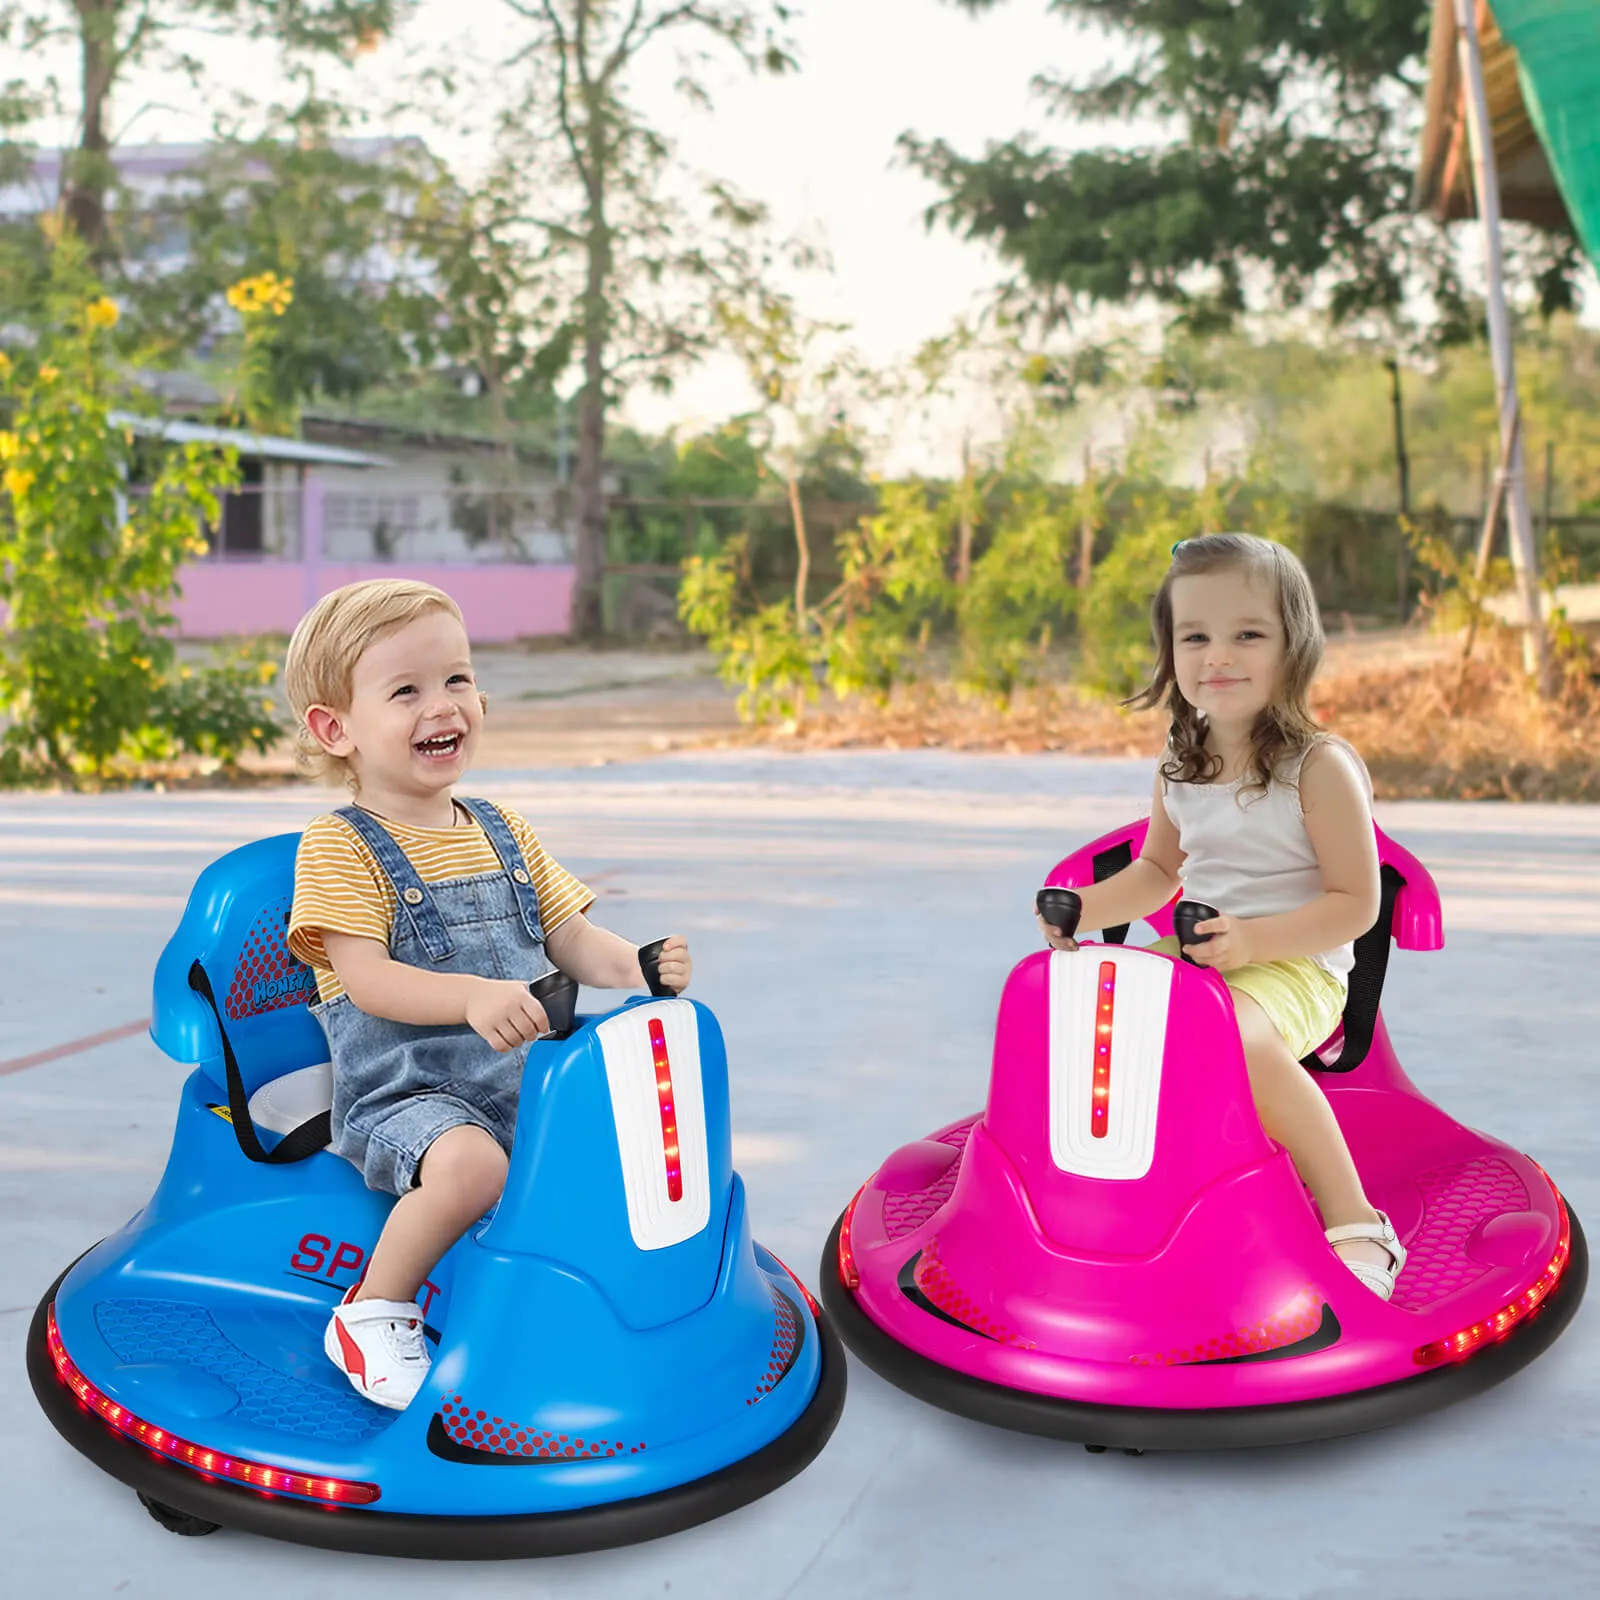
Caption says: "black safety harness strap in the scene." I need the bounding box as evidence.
[187,960,331,1164]
[1300,863,1403,1074]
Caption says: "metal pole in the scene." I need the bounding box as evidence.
[302,471,325,613]
[1452,0,1551,690]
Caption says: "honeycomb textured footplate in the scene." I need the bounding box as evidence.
[94,1298,387,1443]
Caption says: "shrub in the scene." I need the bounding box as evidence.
[0,248,282,783]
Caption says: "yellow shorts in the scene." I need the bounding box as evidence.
[1145,936,1347,1060]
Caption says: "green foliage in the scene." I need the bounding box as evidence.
[0,248,282,783]
[906,2,1569,335]
[956,484,1081,701]
[825,482,953,702]
[143,647,287,767]
[678,536,819,721]
[679,482,954,719]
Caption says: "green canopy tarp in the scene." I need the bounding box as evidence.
[1493,2,1600,266]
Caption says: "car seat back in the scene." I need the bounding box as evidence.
[151,833,327,1100]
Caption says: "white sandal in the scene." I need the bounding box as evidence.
[1325,1210,1407,1301]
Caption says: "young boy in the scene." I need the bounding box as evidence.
[284,579,692,1410]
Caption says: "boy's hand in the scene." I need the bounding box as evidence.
[650,935,693,994]
[466,978,551,1051]
[1037,913,1079,952]
[1186,914,1256,973]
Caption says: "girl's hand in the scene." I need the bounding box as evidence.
[1037,913,1079,952]
[651,935,693,994]
[466,977,551,1051]
[1185,914,1256,972]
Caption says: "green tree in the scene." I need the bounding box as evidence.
[903,2,1579,335]
[488,0,798,639]
[122,133,436,421]
[0,1,398,257]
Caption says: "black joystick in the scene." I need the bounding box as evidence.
[1035,887,1083,941]
[528,968,579,1039]
[1172,900,1220,965]
[636,937,675,999]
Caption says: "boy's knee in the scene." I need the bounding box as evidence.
[417,1125,508,1204]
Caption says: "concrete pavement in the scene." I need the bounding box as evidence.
[2,751,1597,1598]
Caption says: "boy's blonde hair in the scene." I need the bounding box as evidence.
[284,579,467,787]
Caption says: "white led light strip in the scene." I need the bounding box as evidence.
[1048,948,1173,1179]
[596,1000,711,1250]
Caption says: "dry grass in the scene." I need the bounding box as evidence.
[734,629,1600,802]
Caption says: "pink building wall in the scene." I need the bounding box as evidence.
[170,560,576,642]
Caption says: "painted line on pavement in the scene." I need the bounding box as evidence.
[0,1018,151,1078]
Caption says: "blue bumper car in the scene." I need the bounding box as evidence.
[28,834,844,1556]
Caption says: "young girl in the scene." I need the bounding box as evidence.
[284,579,693,1408]
[1038,533,1406,1299]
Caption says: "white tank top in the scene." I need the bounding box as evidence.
[1159,735,1372,980]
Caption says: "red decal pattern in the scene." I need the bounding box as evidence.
[437,1395,644,1459]
[1130,1286,1325,1366]
[748,1283,802,1404]
[224,897,317,1021]
[915,1238,1034,1348]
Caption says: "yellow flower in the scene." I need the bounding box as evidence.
[85,296,120,330]
[38,364,59,383]
[226,271,296,318]
[0,351,11,377]
[0,432,16,460]
[3,466,36,500]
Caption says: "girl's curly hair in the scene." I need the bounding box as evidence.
[1123,533,1325,800]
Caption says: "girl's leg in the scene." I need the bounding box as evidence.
[1229,992,1392,1273]
[356,1124,509,1303]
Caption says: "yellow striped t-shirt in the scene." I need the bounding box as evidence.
[288,802,593,1003]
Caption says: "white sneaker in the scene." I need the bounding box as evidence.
[324,1290,431,1410]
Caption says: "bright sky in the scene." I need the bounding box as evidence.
[37,0,1115,468]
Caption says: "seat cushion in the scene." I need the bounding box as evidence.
[247,1061,334,1144]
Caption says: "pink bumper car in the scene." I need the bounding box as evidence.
[821,821,1587,1449]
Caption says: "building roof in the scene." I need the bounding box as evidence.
[110,412,389,468]
[300,409,558,468]
[0,138,428,220]
[1414,1,1573,232]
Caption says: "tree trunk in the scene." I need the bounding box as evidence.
[65,0,119,254]
[569,163,611,639]
[1077,441,1095,587]
[788,471,810,623]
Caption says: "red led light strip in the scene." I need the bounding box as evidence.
[769,1251,823,1318]
[1413,1186,1573,1367]
[46,1308,381,1506]
[646,1017,683,1202]
[837,1186,864,1290]
[1091,960,1116,1140]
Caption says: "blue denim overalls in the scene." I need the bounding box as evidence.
[311,798,558,1196]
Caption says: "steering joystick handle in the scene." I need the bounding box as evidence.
[1173,900,1220,965]
[636,937,675,999]
[1036,887,1083,941]
[528,968,579,1039]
